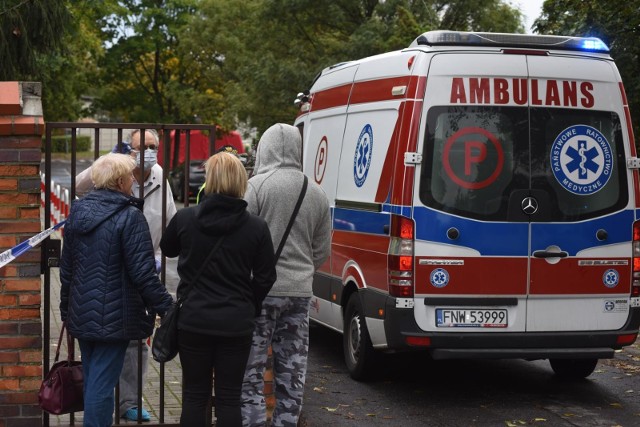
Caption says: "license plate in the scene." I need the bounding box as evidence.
[436,308,508,328]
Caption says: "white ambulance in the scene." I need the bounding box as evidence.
[293,31,640,380]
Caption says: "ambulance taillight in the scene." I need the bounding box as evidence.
[632,221,640,297]
[388,215,414,298]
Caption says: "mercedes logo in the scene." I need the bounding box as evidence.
[521,197,538,215]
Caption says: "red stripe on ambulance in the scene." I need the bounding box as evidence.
[414,257,528,295]
[618,82,640,208]
[332,230,389,292]
[311,76,426,113]
[350,76,412,104]
[310,84,351,112]
[530,258,631,295]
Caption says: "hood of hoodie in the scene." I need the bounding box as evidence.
[195,193,249,235]
[253,123,302,175]
[67,189,143,235]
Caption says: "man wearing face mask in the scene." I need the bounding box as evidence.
[75,129,177,422]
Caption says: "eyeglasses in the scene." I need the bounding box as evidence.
[131,144,158,154]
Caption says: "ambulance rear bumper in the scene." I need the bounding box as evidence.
[383,296,640,359]
[429,347,615,360]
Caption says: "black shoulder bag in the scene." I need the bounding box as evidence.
[275,175,308,261]
[151,235,226,363]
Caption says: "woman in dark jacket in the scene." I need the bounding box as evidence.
[160,152,276,427]
[60,153,174,427]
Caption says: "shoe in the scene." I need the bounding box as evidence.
[122,407,151,422]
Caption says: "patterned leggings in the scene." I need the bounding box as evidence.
[241,296,311,427]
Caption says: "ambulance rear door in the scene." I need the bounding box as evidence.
[413,51,633,336]
[413,52,531,333]
[526,55,632,332]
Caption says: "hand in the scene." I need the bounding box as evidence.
[112,142,132,154]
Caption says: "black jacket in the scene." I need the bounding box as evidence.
[60,189,174,341]
[160,193,276,336]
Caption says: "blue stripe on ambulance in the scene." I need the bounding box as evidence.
[411,206,633,256]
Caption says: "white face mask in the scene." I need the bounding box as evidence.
[136,149,157,171]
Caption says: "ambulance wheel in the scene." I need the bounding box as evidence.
[343,293,377,381]
[549,358,598,379]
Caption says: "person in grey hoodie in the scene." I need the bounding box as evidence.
[241,123,331,427]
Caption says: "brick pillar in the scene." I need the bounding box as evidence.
[0,81,45,426]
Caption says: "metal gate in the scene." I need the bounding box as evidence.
[41,122,217,427]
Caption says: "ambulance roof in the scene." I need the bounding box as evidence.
[410,31,610,55]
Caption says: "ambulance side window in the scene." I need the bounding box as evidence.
[419,106,528,221]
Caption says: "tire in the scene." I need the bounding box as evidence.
[343,293,378,380]
[171,179,183,202]
[549,358,598,379]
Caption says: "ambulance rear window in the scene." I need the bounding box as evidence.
[530,108,627,220]
[419,106,628,222]
[420,106,526,221]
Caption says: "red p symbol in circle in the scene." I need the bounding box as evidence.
[315,136,328,184]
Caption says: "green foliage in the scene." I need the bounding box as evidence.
[95,0,208,124]
[534,0,640,143]
[0,0,71,79]
[185,0,524,134]
[4,1,525,134]
[44,135,91,153]
[0,1,104,122]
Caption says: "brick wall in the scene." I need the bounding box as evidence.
[0,82,44,427]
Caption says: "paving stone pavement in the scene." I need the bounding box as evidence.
[43,234,183,426]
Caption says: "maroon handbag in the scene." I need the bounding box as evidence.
[39,322,84,415]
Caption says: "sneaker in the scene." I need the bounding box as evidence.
[122,407,151,422]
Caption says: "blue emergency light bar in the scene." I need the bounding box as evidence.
[411,31,609,53]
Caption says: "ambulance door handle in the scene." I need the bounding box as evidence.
[383,224,390,234]
[532,250,568,259]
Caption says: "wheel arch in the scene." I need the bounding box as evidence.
[341,261,366,316]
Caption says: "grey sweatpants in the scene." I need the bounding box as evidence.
[241,296,311,427]
[118,339,149,415]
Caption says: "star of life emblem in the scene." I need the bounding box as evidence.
[353,124,373,187]
[430,268,450,288]
[550,125,613,196]
[602,269,619,288]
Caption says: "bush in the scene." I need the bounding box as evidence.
[42,135,92,153]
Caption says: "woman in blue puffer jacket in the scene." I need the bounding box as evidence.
[60,153,174,427]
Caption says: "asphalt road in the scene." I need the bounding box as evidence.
[301,325,640,426]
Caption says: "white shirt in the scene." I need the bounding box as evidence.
[75,163,177,257]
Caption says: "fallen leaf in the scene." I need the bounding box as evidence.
[533,418,547,422]
[366,413,377,417]
[313,387,324,393]
[610,403,623,408]
[625,390,635,394]
[321,406,338,412]
[563,413,576,417]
